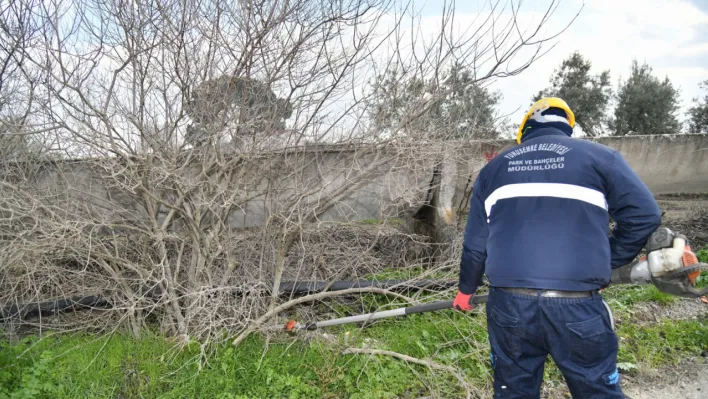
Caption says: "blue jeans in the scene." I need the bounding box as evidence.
[486,287,624,398]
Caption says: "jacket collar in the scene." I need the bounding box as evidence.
[520,126,571,143]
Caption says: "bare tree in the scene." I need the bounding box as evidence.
[0,0,577,353]
[0,0,60,158]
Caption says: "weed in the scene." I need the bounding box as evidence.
[2,267,707,398]
[602,284,677,308]
[697,248,708,263]
[0,337,62,399]
[616,318,708,368]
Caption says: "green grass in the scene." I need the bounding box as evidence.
[2,248,708,398]
[697,249,708,288]
[2,295,707,399]
[1,309,490,399]
[698,249,708,263]
[603,284,678,308]
[616,318,708,368]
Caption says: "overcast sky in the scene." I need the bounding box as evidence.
[416,0,708,135]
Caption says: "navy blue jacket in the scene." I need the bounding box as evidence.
[459,127,662,294]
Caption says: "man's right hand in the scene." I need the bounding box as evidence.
[453,291,475,311]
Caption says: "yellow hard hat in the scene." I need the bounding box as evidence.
[516,97,575,144]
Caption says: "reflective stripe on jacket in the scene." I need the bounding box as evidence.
[459,127,662,294]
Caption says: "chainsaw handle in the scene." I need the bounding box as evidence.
[405,295,489,315]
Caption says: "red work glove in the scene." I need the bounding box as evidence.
[453,291,475,312]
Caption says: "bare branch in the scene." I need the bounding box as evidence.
[342,347,475,399]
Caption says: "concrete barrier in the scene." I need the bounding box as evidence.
[432,134,708,236]
[594,134,708,195]
[17,134,708,232]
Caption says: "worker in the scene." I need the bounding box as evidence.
[453,97,662,398]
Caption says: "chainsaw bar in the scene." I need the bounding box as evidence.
[659,263,708,281]
[652,262,708,298]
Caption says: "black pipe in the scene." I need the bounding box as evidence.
[1,295,111,321]
[1,279,456,321]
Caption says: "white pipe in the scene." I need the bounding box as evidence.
[314,308,406,329]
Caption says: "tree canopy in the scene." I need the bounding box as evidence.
[183,76,292,147]
[368,63,502,140]
[610,60,681,135]
[533,51,612,137]
[688,80,708,134]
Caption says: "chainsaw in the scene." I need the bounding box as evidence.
[279,227,708,332]
[609,227,708,298]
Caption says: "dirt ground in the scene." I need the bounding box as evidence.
[622,357,708,399]
[656,194,708,249]
[621,298,708,399]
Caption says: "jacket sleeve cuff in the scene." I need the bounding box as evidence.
[458,282,477,295]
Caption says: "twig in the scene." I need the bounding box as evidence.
[341,347,474,399]
[231,286,414,347]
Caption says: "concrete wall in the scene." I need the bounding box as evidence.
[443,133,708,206]
[20,134,708,231]
[594,134,708,195]
[432,133,708,234]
